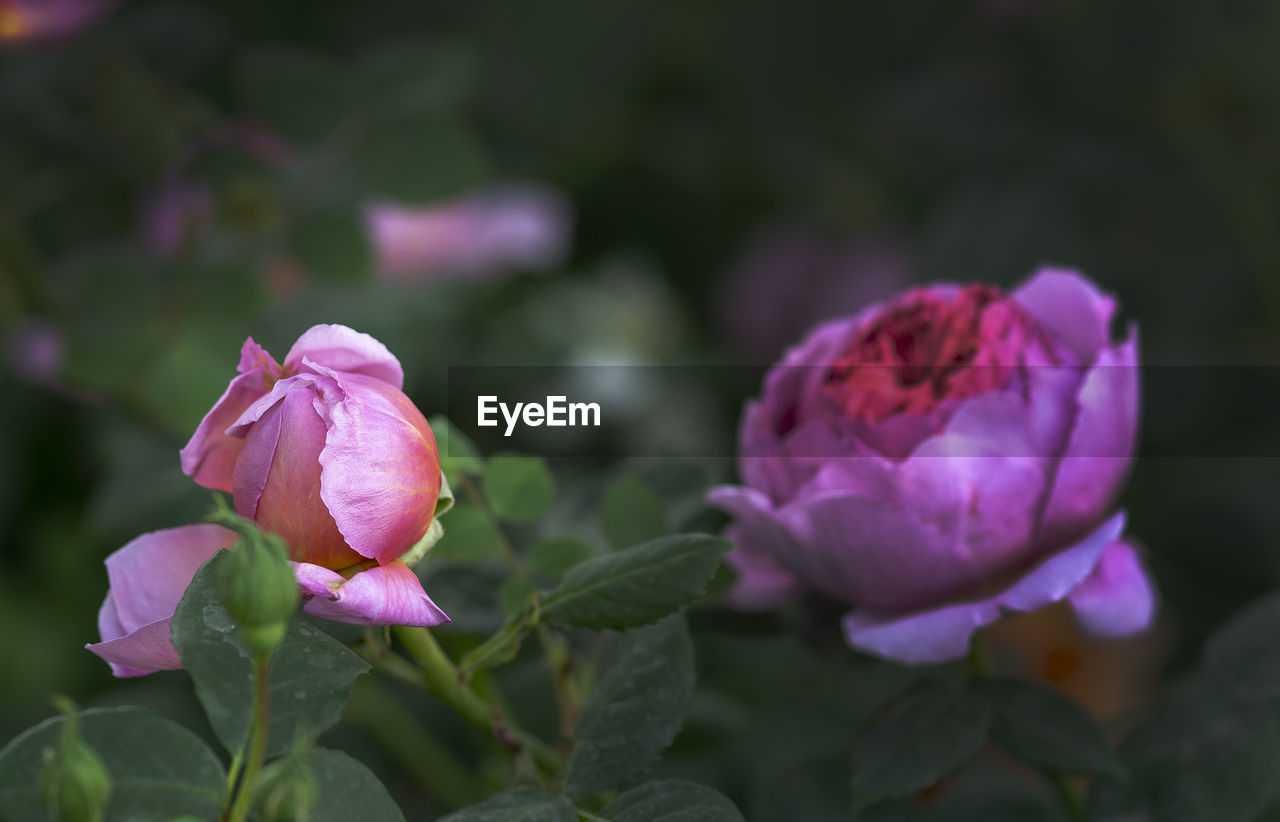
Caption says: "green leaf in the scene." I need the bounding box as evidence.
[308,748,406,822]
[432,505,503,561]
[1204,591,1280,701]
[982,678,1125,778]
[482,455,555,523]
[235,44,349,144]
[852,678,992,805]
[435,786,576,821]
[171,552,370,757]
[600,476,668,550]
[602,780,747,822]
[528,538,594,578]
[541,534,730,631]
[1089,679,1280,822]
[565,615,696,797]
[429,415,485,483]
[0,707,225,822]
[287,208,372,283]
[354,110,488,204]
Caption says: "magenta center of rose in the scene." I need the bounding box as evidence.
[824,283,1046,423]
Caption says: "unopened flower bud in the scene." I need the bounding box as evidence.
[40,698,112,822]
[217,527,298,656]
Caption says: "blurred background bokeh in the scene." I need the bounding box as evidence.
[3,0,1280,818]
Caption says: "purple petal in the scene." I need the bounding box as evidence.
[86,617,182,677]
[1013,267,1118,363]
[312,369,441,565]
[1069,540,1156,638]
[707,486,806,609]
[300,561,449,626]
[283,324,403,389]
[1039,330,1139,546]
[777,489,987,612]
[842,512,1126,664]
[105,524,238,633]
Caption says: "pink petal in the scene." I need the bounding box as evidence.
[227,372,329,437]
[180,366,274,492]
[312,370,441,565]
[842,512,1126,664]
[232,384,359,569]
[231,392,285,521]
[1013,267,1118,363]
[298,561,449,627]
[86,617,182,677]
[105,524,238,633]
[284,324,403,389]
[1069,539,1156,638]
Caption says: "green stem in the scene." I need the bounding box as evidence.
[1048,772,1085,821]
[224,653,273,822]
[223,747,244,805]
[459,475,578,734]
[393,625,562,774]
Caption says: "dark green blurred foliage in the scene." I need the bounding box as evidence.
[4,0,1280,819]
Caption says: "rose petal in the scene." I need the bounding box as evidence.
[312,369,441,565]
[235,386,357,568]
[1039,330,1139,546]
[284,324,403,389]
[1013,267,1117,363]
[106,524,238,633]
[708,486,806,609]
[85,617,182,677]
[1069,539,1156,638]
[778,489,988,612]
[299,561,449,627]
[842,511,1126,664]
[180,365,273,492]
[227,372,328,437]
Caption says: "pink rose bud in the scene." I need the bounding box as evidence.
[181,324,447,614]
[87,325,449,677]
[708,268,1155,664]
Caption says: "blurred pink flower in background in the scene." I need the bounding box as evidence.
[716,222,910,362]
[5,316,64,386]
[709,268,1154,664]
[139,176,215,260]
[366,183,572,281]
[0,0,116,44]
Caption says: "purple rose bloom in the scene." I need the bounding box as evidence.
[708,268,1155,664]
